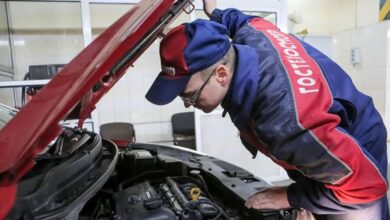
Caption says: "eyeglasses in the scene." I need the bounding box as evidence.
[180,70,215,106]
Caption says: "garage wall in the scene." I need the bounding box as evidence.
[0,1,15,107]
[332,21,390,127]
[288,1,390,158]
[95,1,282,144]
[331,21,390,162]
[97,42,192,144]
[6,2,192,143]
[5,0,389,146]
[7,2,84,108]
[288,0,380,35]
[92,4,194,144]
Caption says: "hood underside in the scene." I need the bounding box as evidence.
[0,0,193,218]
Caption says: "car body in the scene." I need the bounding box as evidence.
[0,0,295,219]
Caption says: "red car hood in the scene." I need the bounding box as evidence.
[0,0,192,218]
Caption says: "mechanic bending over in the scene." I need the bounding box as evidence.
[145,0,389,219]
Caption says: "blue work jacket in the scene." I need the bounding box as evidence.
[212,8,389,218]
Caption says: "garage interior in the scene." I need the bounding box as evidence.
[0,0,390,215]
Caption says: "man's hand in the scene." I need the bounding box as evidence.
[245,186,291,210]
[202,0,217,18]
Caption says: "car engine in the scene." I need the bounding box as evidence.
[7,128,296,220]
[109,177,230,220]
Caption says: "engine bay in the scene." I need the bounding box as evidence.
[86,174,231,219]
[7,129,295,220]
[79,142,295,220]
[80,148,242,220]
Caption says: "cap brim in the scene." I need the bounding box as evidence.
[145,72,191,105]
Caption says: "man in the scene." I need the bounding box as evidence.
[146,0,389,219]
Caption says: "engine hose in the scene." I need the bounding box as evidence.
[167,176,230,219]
[183,199,229,220]
[211,211,222,220]
[190,172,233,214]
[190,172,213,199]
[199,200,230,220]
[161,183,183,214]
[166,177,189,207]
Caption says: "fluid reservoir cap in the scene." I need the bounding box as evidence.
[190,188,201,201]
[143,197,163,210]
[190,170,201,175]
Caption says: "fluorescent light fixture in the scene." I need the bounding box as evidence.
[13,40,25,46]
[0,41,9,47]
[0,40,25,46]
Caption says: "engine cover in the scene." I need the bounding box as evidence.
[115,181,176,220]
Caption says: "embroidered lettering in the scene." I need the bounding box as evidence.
[266,30,319,94]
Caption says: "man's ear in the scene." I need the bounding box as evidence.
[214,64,230,85]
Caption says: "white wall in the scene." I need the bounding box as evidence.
[8,0,381,36]
[7,0,388,146]
[95,0,286,144]
[96,40,193,144]
[387,23,390,134]
[331,20,390,158]
[332,21,389,118]
[7,2,193,143]
[93,6,193,144]
[288,1,390,160]
[197,111,287,182]
[9,2,82,29]
[288,0,380,35]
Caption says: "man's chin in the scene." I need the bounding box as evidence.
[201,106,216,113]
[202,109,211,113]
[194,104,218,113]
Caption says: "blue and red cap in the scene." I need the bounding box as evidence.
[145,19,231,105]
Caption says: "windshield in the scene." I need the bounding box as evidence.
[0,104,17,129]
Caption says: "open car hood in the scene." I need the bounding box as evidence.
[0,0,193,217]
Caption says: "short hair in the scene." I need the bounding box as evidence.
[199,45,236,80]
